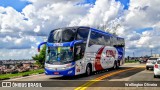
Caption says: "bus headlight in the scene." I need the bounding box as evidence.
[45,64,54,70]
[62,67,66,70]
[62,65,74,70]
[45,64,49,69]
[45,64,75,70]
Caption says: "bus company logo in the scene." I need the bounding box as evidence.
[76,64,80,72]
[106,50,116,58]
[54,43,63,46]
[2,82,12,87]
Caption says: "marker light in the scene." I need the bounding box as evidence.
[155,64,158,68]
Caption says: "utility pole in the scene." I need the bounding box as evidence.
[133,52,135,60]
[151,48,152,57]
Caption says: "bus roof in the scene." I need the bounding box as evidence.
[52,26,124,39]
[90,27,124,39]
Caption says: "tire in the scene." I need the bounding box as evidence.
[154,75,157,78]
[85,64,92,76]
[112,61,117,70]
[146,67,149,70]
[117,60,120,69]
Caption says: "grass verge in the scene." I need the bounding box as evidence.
[0,69,44,80]
[125,60,139,63]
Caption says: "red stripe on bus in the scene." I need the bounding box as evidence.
[95,46,105,71]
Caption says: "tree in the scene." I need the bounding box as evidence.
[32,45,46,67]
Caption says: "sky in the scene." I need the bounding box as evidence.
[0,0,160,60]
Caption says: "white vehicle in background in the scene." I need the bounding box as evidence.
[146,57,158,70]
[154,58,160,78]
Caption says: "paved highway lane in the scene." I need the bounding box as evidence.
[1,63,160,90]
[5,63,145,81]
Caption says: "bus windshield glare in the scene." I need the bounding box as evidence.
[46,47,73,64]
[48,29,75,43]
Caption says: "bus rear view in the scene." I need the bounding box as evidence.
[38,26,125,76]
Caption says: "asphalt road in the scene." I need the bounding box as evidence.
[1,63,160,90]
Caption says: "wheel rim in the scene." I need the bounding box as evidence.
[114,62,116,69]
[87,67,90,75]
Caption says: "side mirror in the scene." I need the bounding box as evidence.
[70,40,84,47]
[38,42,47,52]
[74,40,84,45]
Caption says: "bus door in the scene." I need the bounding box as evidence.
[74,43,86,75]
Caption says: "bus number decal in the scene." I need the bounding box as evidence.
[106,50,116,58]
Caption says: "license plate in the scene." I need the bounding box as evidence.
[54,72,59,75]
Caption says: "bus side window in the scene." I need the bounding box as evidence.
[76,28,89,41]
[89,31,99,46]
[110,36,116,46]
[74,43,86,61]
[90,31,110,46]
[104,35,111,46]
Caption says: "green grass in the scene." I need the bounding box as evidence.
[0,69,44,80]
[125,60,139,63]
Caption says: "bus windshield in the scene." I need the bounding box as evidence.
[48,29,75,43]
[45,47,73,64]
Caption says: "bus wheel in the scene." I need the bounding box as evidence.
[154,74,158,78]
[116,60,120,69]
[113,61,117,70]
[86,64,92,76]
[146,67,149,70]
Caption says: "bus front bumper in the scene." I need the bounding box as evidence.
[45,67,75,76]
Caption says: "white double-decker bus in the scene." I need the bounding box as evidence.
[38,26,125,76]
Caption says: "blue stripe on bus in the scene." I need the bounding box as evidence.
[46,40,84,47]
[38,42,47,51]
[115,47,124,60]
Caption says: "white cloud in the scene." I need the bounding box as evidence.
[0,48,37,60]
[69,0,123,28]
[0,0,92,59]
[0,0,160,59]
[0,36,38,49]
[121,0,160,56]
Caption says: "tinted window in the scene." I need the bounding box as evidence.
[76,28,89,41]
[104,35,111,46]
[62,29,75,42]
[112,37,125,46]
[157,60,160,64]
[110,37,115,46]
[117,38,120,46]
[74,43,86,61]
[89,31,99,45]
[48,29,75,43]
[149,58,158,60]
[119,38,125,45]
[89,31,111,46]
